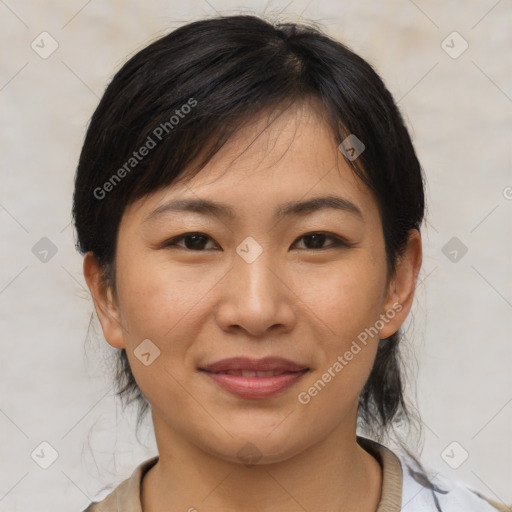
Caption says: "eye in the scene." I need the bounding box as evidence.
[163,232,218,251]
[162,232,350,251]
[292,232,350,250]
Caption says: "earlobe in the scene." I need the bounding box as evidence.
[378,229,422,339]
[82,251,126,350]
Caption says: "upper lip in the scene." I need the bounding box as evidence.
[199,357,309,373]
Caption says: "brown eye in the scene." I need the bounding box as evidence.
[293,232,350,250]
[164,233,218,251]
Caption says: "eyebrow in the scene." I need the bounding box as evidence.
[144,195,364,223]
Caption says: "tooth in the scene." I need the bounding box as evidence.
[221,370,290,377]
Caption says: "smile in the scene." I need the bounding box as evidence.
[200,368,309,399]
[198,356,310,399]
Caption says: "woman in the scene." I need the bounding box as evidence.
[73,14,510,512]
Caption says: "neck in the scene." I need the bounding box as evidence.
[141,414,382,512]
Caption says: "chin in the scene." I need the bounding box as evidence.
[200,425,310,467]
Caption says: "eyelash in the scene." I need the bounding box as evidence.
[162,232,352,251]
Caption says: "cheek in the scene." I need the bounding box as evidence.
[293,260,385,420]
[114,252,211,412]
[295,253,387,401]
[299,253,387,342]
[115,248,214,343]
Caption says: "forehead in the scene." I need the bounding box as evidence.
[124,103,380,226]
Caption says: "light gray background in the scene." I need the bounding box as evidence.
[1,1,511,511]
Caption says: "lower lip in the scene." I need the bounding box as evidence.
[201,370,309,399]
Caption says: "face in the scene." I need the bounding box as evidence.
[85,102,418,465]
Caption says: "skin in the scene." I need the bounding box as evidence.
[84,101,422,512]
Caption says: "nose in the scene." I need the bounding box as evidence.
[214,243,296,337]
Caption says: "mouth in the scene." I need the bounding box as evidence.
[205,369,305,377]
[199,356,309,373]
[199,357,310,399]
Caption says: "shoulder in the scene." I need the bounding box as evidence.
[397,449,512,512]
[80,455,159,512]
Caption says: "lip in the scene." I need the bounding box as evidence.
[199,357,310,400]
[200,356,308,373]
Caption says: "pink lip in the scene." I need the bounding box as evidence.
[199,357,310,400]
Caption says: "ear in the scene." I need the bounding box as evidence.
[378,229,422,339]
[83,251,126,349]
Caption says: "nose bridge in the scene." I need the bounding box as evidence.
[233,235,277,303]
[217,235,290,335]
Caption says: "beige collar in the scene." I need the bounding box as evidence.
[83,436,403,512]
